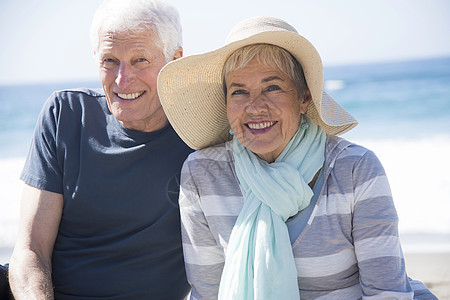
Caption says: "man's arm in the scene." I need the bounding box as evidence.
[9,184,63,299]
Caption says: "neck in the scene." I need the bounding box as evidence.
[120,115,169,132]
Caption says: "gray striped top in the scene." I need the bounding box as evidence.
[179,135,432,299]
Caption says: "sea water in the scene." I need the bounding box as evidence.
[1,57,449,260]
[326,57,450,253]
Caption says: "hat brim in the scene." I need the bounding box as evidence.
[158,30,357,150]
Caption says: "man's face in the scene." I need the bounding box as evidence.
[96,29,181,132]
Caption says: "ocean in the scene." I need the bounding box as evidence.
[1,57,450,262]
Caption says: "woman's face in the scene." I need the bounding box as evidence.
[226,58,310,163]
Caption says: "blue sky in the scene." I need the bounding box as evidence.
[1,0,449,84]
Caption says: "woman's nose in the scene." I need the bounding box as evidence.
[245,94,268,114]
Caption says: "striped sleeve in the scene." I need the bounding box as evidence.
[351,150,413,298]
[179,156,225,300]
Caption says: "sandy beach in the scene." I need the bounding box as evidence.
[404,252,450,299]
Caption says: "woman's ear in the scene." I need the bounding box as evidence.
[300,89,312,114]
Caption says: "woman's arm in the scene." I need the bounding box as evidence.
[179,159,225,300]
[351,150,413,298]
[9,184,63,299]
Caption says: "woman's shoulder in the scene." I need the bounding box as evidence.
[326,134,372,161]
[325,135,386,181]
[186,141,233,163]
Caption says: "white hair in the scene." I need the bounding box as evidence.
[89,0,182,62]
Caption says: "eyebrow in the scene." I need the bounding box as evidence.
[229,76,283,88]
[229,82,245,89]
[261,76,283,83]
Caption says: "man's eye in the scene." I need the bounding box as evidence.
[134,57,151,65]
[102,58,117,65]
[100,58,117,69]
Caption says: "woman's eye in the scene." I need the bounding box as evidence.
[231,89,248,96]
[265,85,281,92]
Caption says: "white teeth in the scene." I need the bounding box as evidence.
[117,91,144,100]
[247,122,275,130]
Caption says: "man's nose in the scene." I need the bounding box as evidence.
[115,63,135,88]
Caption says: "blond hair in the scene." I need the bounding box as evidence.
[222,44,309,101]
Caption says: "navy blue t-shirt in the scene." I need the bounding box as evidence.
[20,88,193,299]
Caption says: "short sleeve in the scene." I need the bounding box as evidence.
[20,92,63,194]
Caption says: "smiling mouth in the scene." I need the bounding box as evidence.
[246,121,276,130]
[117,91,145,100]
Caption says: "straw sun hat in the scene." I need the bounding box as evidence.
[157,16,358,150]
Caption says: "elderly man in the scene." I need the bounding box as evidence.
[8,0,192,298]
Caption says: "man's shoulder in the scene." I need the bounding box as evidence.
[44,87,107,113]
[52,87,105,100]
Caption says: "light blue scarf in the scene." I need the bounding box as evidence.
[218,116,326,300]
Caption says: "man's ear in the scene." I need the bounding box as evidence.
[172,47,183,61]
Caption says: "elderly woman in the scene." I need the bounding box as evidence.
[158,17,435,299]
